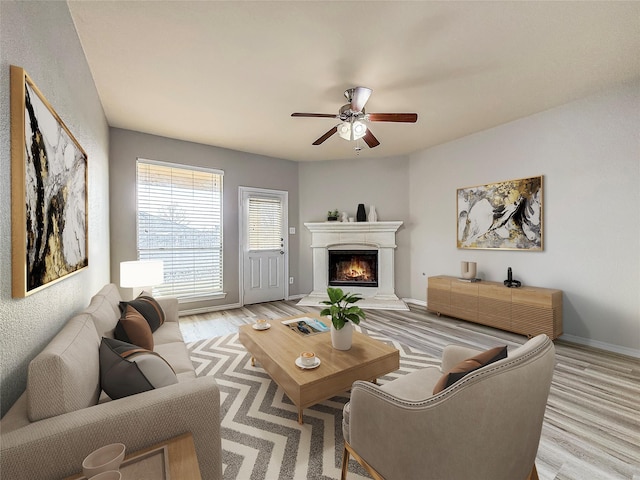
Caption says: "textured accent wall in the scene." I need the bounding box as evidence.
[408,81,640,356]
[0,1,110,416]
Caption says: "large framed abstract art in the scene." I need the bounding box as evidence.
[10,66,88,298]
[457,176,543,251]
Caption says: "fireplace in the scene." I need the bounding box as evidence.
[298,221,408,311]
[329,250,378,287]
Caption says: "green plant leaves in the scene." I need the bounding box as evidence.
[321,287,365,330]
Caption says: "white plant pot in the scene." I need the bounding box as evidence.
[331,321,353,350]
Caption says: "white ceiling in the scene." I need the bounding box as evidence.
[68,1,640,162]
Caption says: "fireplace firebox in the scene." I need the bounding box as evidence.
[328,250,378,287]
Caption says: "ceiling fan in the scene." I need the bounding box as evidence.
[291,87,418,149]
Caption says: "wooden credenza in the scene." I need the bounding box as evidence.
[427,275,562,339]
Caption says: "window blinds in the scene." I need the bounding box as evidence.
[136,160,223,299]
[248,197,282,251]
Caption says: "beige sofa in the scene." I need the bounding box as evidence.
[0,284,222,480]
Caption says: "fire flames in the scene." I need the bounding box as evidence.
[336,258,373,282]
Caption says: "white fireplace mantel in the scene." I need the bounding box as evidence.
[298,221,408,311]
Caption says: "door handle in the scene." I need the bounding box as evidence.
[280,251,285,255]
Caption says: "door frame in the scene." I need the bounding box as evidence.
[238,186,289,306]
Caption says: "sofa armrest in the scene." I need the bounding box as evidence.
[1,377,221,480]
[157,296,179,323]
[440,344,482,372]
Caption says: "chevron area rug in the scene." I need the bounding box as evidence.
[188,327,438,480]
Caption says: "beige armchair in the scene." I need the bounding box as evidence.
[341,334,555,480]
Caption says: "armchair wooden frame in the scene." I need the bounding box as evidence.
[341,440,540,480]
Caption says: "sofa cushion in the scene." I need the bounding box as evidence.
[432,345,507,394]
[114,296,165,349]
[99,338,178,400]
[83,283,122,337]
[27,314,101,422]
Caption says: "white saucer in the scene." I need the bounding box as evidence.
[295,357,321,369]
[252,323,271,331]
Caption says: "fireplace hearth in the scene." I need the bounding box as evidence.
[329,250,378,287]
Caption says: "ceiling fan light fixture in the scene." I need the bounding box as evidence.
[337,120,367,141]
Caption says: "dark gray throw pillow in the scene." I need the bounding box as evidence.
[99,337,177,400]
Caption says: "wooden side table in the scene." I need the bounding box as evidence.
[64,432,201,480]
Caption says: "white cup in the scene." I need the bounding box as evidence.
[255,318,267,328]
[88,471,122,480]
[300,351,316,366]
[82,443,126,478]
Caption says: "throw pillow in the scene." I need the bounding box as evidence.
[432,345,508,394]
[99,337,178,400]
[115,295,165,350]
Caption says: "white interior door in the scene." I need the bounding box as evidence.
[240,187,288,305]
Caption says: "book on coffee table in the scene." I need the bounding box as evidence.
[281,317,329,336]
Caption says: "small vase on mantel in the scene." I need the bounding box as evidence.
[368,205,377,222]
[356,204,366,222]
[330,321,353,350]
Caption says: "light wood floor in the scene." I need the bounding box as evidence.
[180,300,640,480]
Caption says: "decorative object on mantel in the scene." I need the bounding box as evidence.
[341,211,348,222]
[10,65,88,298]
[327,209,339,221]
[356,203,366,222]
[460,261,478,281]
[368,205,378,222]
[320,287,366,350]
[504,267,522,288]
[457,175,543,251]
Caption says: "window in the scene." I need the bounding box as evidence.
[248,196,283,251]
[136,159,223,300]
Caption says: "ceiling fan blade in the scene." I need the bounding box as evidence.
[312,126,338,145]
[292,113,338,118]
[350,87,373,112]
[362,129,380,148]
[367,113,418,123]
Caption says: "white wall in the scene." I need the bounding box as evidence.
[0,1,110,415]
[409,81,640,356]
[298,156,411,297]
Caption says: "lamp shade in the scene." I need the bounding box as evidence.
[120,260,164,288]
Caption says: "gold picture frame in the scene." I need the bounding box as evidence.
[457,176,543,250]
[10,65,88,298]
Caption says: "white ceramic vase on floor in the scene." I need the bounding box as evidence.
[331,321,353,350]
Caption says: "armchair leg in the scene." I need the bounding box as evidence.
[342,441,385,480]
[526,463,539,480]
[341,446,350,480]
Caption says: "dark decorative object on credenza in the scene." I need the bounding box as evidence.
[504,267,522,288]
[356,203,366,222]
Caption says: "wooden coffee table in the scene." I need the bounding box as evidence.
[238,314,399,424]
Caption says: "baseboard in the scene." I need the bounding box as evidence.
[287,294,307,300]
[403,297,426,307]
[179,302,242,316]
[559,334,640,359]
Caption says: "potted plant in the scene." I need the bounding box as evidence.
[327,209,339,221]
[320,287,366,350]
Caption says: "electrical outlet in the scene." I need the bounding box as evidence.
[289,227,296,235]
[289,277,294,284]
